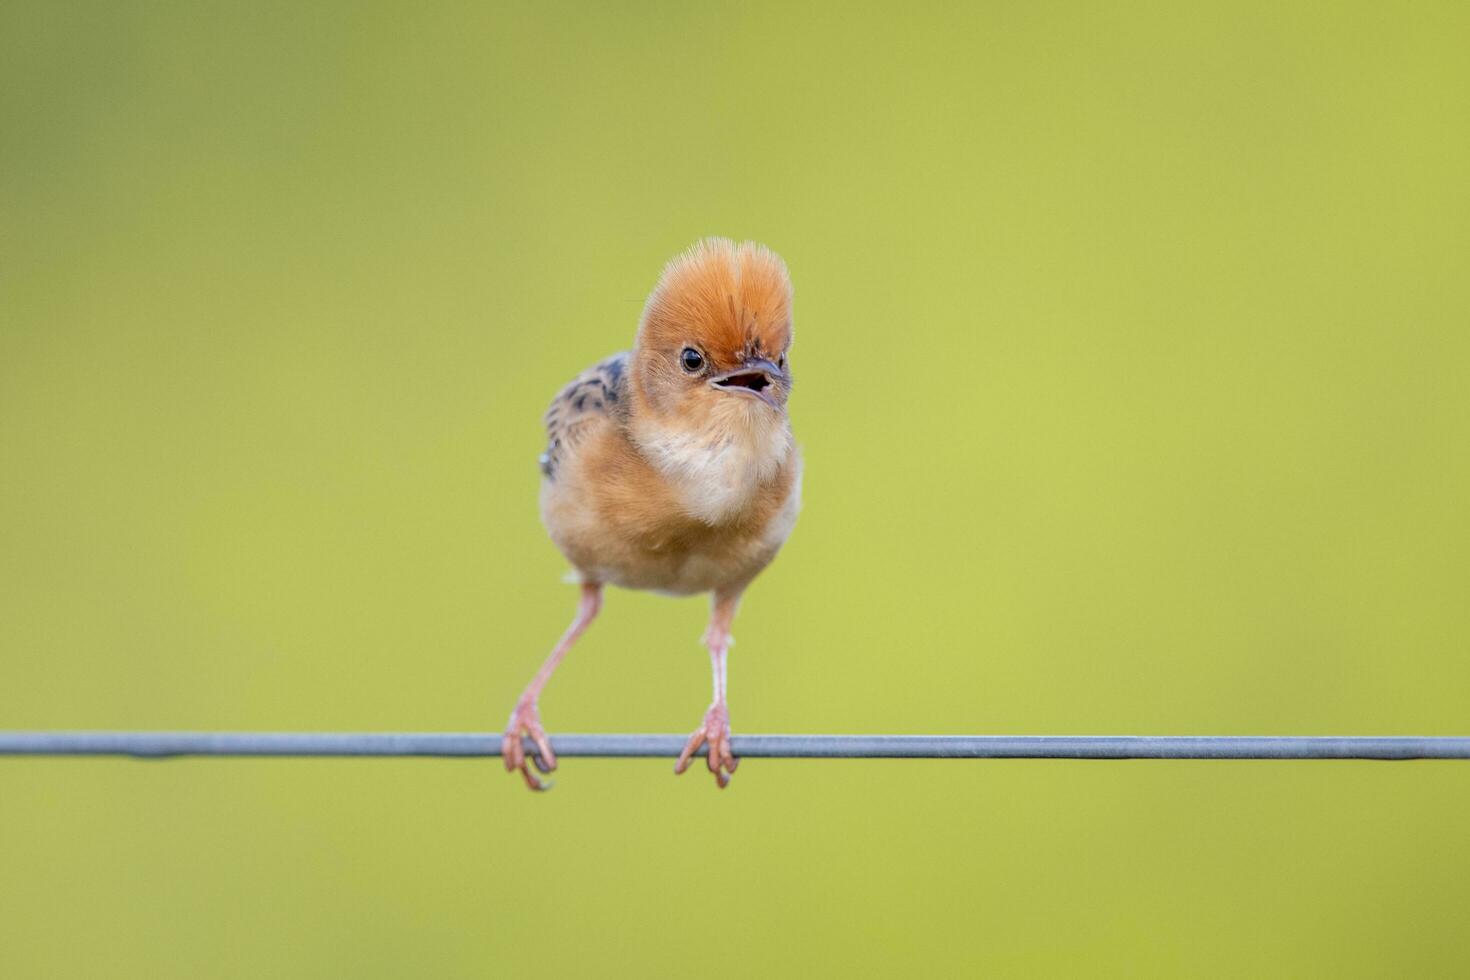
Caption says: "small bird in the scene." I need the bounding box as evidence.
[503,238,801,790]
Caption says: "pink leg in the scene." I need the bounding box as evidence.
[675,589,742,788]
[504,582,602,790]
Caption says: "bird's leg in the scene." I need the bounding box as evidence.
[503,581,602,791]
[676,589,742,788]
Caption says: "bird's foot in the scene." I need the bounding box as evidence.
[675,702,738,789]
[503,699,556,791]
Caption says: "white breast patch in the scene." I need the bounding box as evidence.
[633,411,793,524]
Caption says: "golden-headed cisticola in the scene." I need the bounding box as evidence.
[503,239,801,790]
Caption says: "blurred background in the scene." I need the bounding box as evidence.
[3,2,1468,976]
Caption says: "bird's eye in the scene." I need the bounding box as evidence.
[680,348,705,373]
[777,354,787,370]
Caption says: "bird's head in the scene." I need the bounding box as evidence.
[629,238,794,437]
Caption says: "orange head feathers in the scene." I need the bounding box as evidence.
[630,238,794,426]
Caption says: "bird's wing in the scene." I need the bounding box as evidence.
[540,351,630,481]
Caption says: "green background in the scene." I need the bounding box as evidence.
[3,2,1468,976]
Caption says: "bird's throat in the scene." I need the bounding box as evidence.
[631,412,793,525]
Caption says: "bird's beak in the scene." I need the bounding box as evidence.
[710,356,786,409]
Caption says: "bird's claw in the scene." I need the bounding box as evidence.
[674,703,738,788]
[503,700,556,791]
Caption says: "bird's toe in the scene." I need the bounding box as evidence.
[676,705,738,788]
[504,701,556,791]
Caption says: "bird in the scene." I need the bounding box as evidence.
[502,238,801,790]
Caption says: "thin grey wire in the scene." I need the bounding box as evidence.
[2,731,1469,760]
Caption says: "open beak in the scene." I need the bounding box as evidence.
[710,356,786,409]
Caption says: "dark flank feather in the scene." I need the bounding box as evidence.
[539,351,630,479]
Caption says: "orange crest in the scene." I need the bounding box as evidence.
[638,238,793,368]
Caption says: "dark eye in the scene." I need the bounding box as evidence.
[680,347,705,373]
[777,353,787,370]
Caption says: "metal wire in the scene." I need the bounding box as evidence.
[2,731,1469,760]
